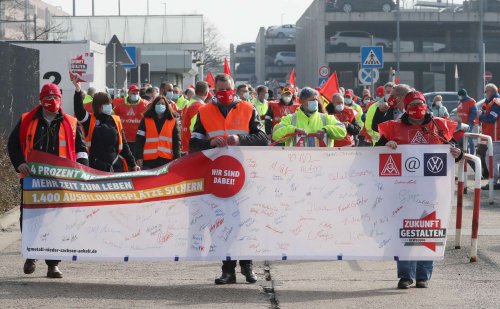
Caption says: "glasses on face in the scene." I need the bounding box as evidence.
[42,95,59,100]
[408,101,425,107]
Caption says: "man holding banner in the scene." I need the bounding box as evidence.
[189,73,268,284]
[7,83,89,279]
[377,90,463,289]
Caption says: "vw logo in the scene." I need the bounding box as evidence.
[426,156,444,174]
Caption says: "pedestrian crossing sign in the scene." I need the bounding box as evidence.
[361,46,383,69]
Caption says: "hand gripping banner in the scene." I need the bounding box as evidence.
[22,146,455,262]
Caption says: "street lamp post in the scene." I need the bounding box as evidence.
[162,2,167,15]
[396,0,401,76]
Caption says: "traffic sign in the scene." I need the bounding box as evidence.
[360,46,383,69]
[319,66,330,77]
[485,71,493,82]
[318,77,328,87]
[358,68,379,85]
[122,46,137,69]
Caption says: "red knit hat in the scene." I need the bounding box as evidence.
[403,91,426,109]
[39,83,62,100]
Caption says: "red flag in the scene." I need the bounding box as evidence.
[289,68,296,87]
[319,71,339,102]
[394,75,400,85]
[223,58,232,76]
[205,71,215,88]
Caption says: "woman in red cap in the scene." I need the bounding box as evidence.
[8,83,89,279]
[376,90,463,290]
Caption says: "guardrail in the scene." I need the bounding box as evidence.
[455,153,482,262]
[463,133,494,205]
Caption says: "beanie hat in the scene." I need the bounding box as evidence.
[403,91,426,109]
[39,83,62,100]
[458,88,468,96]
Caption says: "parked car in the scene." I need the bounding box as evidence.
[236,62,255,74]
[424,92,460,114]
[236,42,255,53]
[329,31,392,50]
[326,0,396,13]
[266,24,296,38]
[274,52,296,66]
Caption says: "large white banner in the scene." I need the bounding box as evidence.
[22,145,455,261]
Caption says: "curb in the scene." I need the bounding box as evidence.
[0,207,19,230]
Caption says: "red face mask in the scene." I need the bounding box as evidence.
[407,104,427,119]
[215,90,235,105]
[42,98,61,113]
[387,96,398,108]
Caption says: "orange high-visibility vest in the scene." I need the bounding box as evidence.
[143,117,176,160]
[198,102,253,140]
[482,98,500,141]
[21,113,77,161]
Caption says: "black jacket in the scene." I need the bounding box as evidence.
[74,91,136,172]
[189,101,269,152]
[8,107,89,171]
[371,107,400,133]
[135,114,181,168]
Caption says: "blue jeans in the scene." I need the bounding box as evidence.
[397,261,433,281]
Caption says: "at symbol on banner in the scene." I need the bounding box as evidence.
[405,157,420,173]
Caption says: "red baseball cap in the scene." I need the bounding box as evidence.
[403,91,426,109]
[344,89,354,97]
[128,84,140,92]
[375,86,385,98]
[39,83,61,100]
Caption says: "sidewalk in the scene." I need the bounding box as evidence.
[0,183,498,308]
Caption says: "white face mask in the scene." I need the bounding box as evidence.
[102,104,113,115]
[172,94,180,101]
[264,93,269,100]
[335,104,345,112]
[363,99,370,104]
[384,94,391,101]
[307,100,318,112]
[129,94,139,102]
[165,91,173,100]
[344,97,352,105]
[282,96,292,104]
[242,92,251,100]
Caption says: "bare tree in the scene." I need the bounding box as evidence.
[1,0,66,40]
[203,20,228,72]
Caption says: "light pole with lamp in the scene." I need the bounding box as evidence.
[162,2,167,15]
